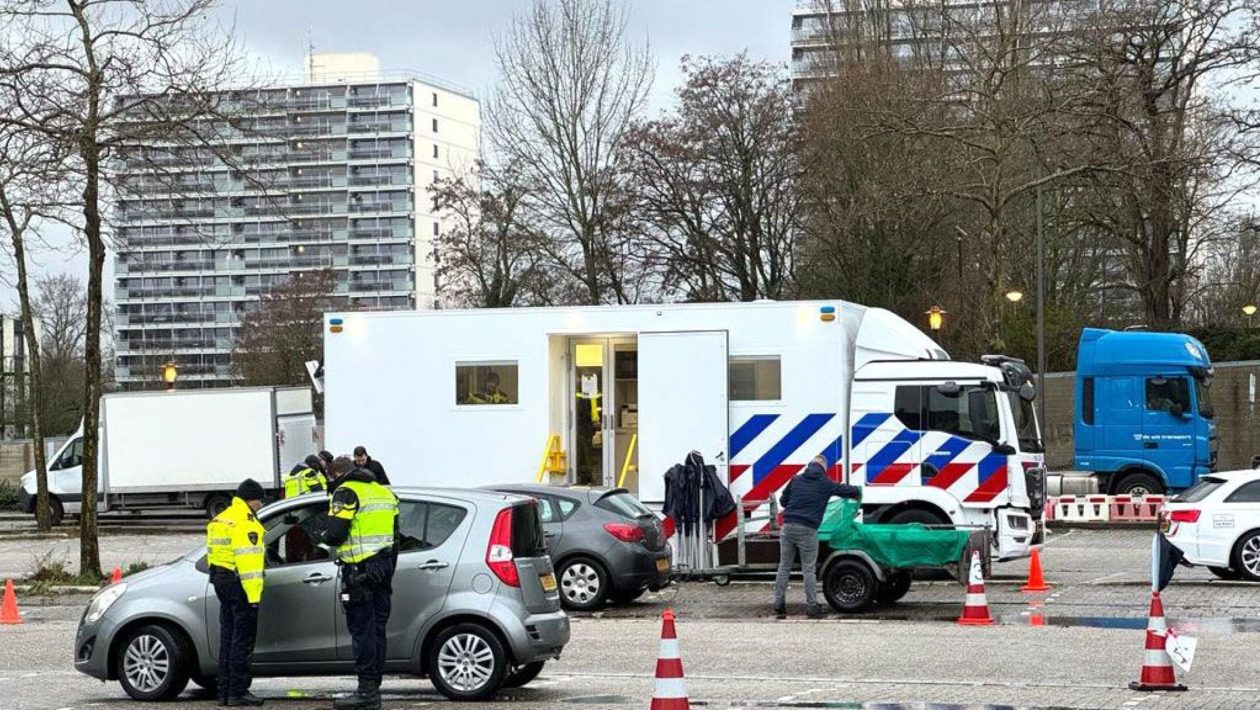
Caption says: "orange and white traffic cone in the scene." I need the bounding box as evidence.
[957,551,995,626]
[1129,590,1187,691]
[1021,547,1051,593]
[650,609,689,710]
[1,579,23,625]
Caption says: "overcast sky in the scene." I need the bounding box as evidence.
[4,0,794,306]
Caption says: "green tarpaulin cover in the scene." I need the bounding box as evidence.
[818,499,971,569]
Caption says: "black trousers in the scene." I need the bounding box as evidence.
[341,552,396,684]
[211,569,258,700]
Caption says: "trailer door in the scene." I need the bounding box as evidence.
[637,331,729,505]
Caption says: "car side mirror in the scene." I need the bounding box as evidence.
[936,381,961,397]
[1019,382,1036,402]
[993,442,1017,456]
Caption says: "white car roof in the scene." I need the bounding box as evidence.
[1201,470,1260,483]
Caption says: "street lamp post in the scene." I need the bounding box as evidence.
[1035,183,1047,432]
[1005,290,1024,304]
[1245,303,1258,328]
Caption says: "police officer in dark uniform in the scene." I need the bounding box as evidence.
[206,479,267,706]
[321,456,399,710]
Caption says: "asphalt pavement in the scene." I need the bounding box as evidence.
[1,524,1257,709]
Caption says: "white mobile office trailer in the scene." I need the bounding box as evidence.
[19,386,316,524]
[323,301,1046,560]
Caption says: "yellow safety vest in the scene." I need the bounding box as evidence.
[206,497,266,603]
[576,391,601,423]
[331,479,399,564]
[284,466,328,498]
[470,390,510,404]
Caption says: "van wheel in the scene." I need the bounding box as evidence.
[876,569,913,604]
[503,661,546,688]
[36,496,64,527]
[428,623,509,701]
[115,624,191,701]
[1230,531,1260,582]
[203,494,231,519]
[1114,471,1163,497]
[557,557,609,611]
[822,559,878,613]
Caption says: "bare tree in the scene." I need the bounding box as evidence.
[33,274,93,437]
[433,163,552,308]
[232,269,341,388]
[488,0,653,304]
[0,0,249,577]
[623,55,798,302]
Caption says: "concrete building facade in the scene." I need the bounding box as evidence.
[113,53,480,388]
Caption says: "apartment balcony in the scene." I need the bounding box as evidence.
[348,174,399,187]
[349,279,411,293]
[349,121,405,133]
[288,150,347,164]
[350,227,412,240]
[349,201,409,213]
[288,123,343,136]
[287,97,345,111]
[347,95,392,108]
[119,260,216,275]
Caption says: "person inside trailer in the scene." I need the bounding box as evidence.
[470,370,511,404]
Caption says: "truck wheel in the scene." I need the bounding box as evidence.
[822,559,878,613]
[203,494,231,519]
[876,569,913,604]
[1230,531,1260,582]
[887,508,948,527]
[1114,471,1163,497]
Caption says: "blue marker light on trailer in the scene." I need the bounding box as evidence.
[820,305,836,322]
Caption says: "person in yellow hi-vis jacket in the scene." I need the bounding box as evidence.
[206,479,267,707]
[322,456,398,710]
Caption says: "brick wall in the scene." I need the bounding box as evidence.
[1040,360,1260,472]
[0,442,34,483]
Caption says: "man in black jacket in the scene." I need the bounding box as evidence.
[773,456,861,618]
[353,446,390,485]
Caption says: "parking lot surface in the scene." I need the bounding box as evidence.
[1,525,1257,709]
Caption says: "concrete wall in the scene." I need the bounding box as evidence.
[1041,360,1260,472]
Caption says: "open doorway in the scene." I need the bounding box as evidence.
[568,337,638,493]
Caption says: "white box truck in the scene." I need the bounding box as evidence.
[322,300,1047,561]
[18,386,316,524]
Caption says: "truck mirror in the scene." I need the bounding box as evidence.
[936,381,961,397]
[993,442,1017,456]
[1019,382,1036,402]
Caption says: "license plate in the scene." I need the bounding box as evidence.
[540,573,557,592]
[656,558,671,573]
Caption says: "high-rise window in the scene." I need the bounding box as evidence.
[432,92,438,107]
[432,144,439,159]
[432,118,439,133]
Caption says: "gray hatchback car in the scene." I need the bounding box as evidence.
[488,485,672,611]
[74,488,569,702]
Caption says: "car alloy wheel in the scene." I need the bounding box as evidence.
[560,562,601,606]
[437,632,496,693]
[1241,536,1260,577]
[123,633,171,693]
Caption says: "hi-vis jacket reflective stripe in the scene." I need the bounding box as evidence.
[332,479,398,564]
[576,391,601,423]
[206,497,266,603]
[284,466,328,497]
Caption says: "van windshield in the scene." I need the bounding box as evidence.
[1006,392,1044,453]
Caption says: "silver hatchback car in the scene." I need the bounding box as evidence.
[74,488,569,702]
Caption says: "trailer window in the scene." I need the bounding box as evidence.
[456,362,519,405]
[729,357,781,401]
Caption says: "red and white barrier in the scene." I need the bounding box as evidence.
[1042,494,1168,524]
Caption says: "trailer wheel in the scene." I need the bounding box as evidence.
[203,494,231,519]
[876,569,912,604]
[712,574,731,587]
[822,559,877,613]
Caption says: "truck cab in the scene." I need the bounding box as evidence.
[1073,328,1217,495]
[850,356,1046,560]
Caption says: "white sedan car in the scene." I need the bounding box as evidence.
[1163,469,1260,581]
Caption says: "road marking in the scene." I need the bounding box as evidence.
[1085,571,1128,585]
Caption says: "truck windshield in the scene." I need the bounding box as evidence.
[1006,392,1044,453]
[1194,377,1215,418]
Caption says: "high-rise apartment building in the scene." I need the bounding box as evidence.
[113,53,480,388]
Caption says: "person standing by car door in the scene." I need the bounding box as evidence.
[352,446,390,486]
[284,454,328,498]
[773,456,862,619]
[206,479,267,706]
[322,456,399,710]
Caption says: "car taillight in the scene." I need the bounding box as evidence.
[486,508,519,587]
[661,516,676,539]
[1169,509,1201,523]
[603,522,645,543]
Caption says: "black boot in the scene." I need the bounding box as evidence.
[332,680,380,710]
[773,602,787,619]
[226,692,264,707]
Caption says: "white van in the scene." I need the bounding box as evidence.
[322,300,1046,560]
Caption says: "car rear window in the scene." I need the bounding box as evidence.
[1174,478,1224,503]
[595,491,652,519]
[511,501,547,557]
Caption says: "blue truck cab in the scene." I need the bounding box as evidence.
[1073,328,1217,495]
